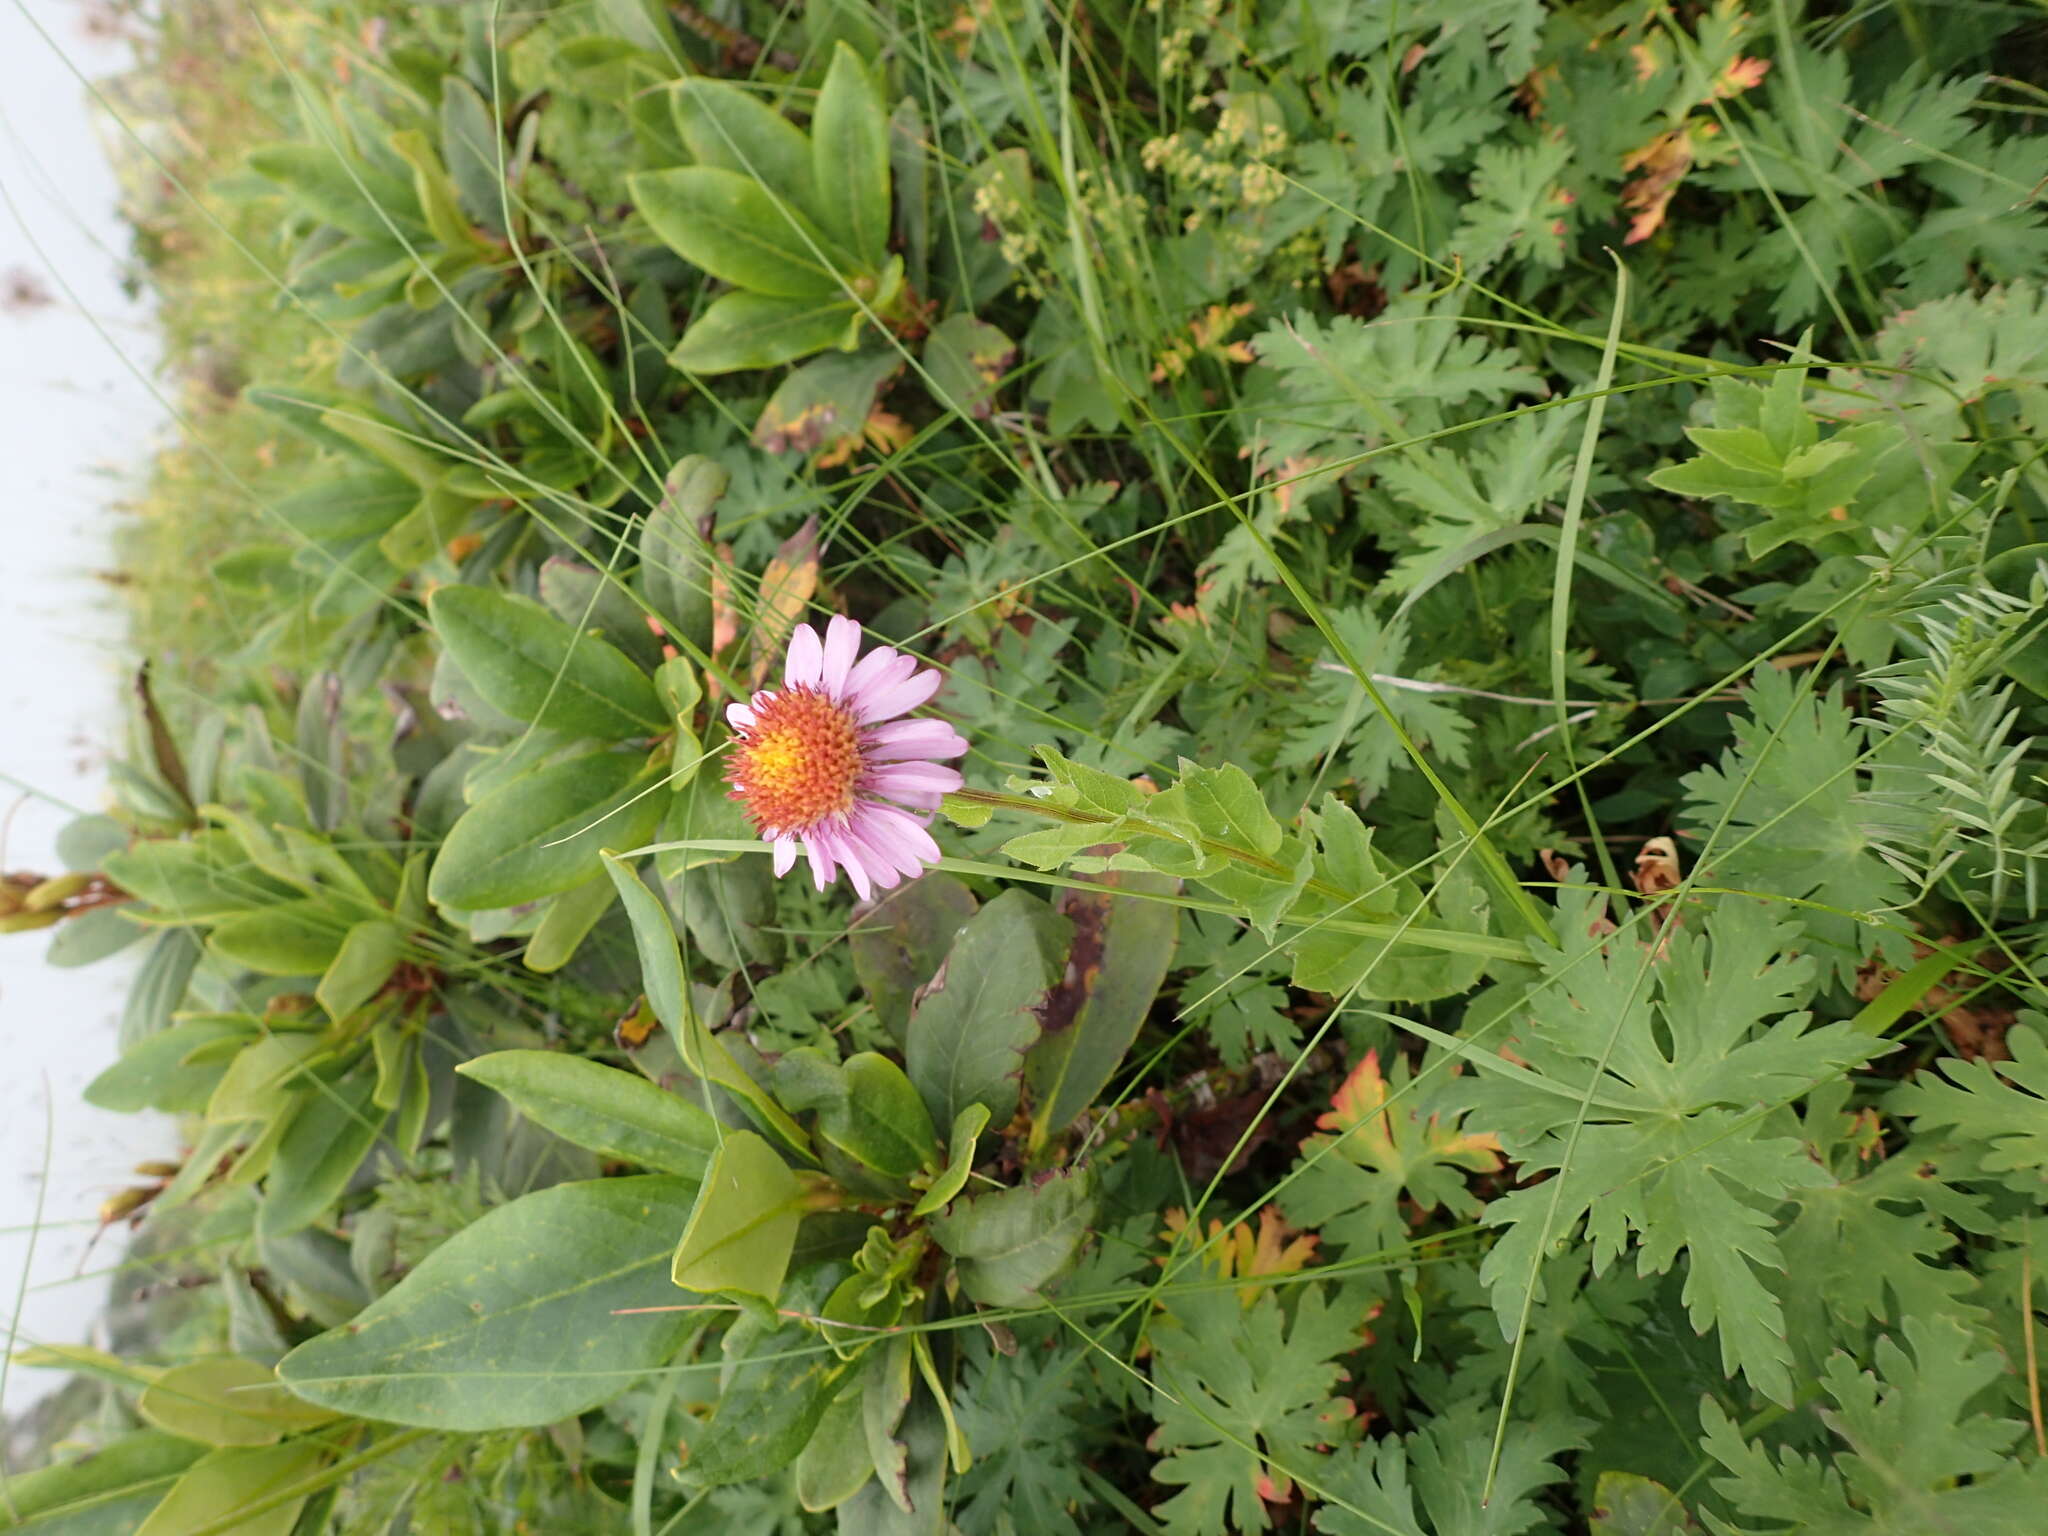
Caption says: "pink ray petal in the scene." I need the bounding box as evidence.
[784,623,823,688]
[853,666,945,724]
[820,615,862,695]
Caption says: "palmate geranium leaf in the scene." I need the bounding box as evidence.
[1148,1283,1363,1535]
[1885,1018,2048,1196]
[1699,1315,2048,1535]
[1773,1077,1986,1372]
[1282,1048,1500,1263]
[1461,889,1889,1406]
[1314,1395,1584,1536]
[951,1336,1096,1536]
[1681,666,1911,981]
[1276,607,1473,798]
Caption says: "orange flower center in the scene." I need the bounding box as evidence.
[726,686,864,834]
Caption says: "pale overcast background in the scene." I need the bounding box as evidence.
[1,0,179,1415]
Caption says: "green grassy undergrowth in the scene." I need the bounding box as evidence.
[8,0,2048,1532]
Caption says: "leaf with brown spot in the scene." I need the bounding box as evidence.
[752,352,899,458]
[923,314,1016,420]
[1023,862,1180,1152]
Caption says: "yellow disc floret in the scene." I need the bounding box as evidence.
[726,685,864,835]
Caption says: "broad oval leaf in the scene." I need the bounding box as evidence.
[429,749,665,911]
[258,1057,388,1240]
[135,1358,338,1448]
[207,901,343,978]
[272,470,415,543]
[670,78,818,215]
[818,1054,939,1182]
[133,1440,327,1536]
[456,1050,720,1178]
[0,1428,205,1532]
[631,167,848,298]
[104,833,297,924]
[927,1166,1095,1308]
[795,1385,873,1512]
[277,1176,699,1429]
[428,585,663,739]
[905,888,1069,1132]
[670,1129,804,1302]
[316,918,403,1022]
[85,1015,253,1115]
[849,873,977,1045]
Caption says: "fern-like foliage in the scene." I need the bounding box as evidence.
[1861,574,2048,919]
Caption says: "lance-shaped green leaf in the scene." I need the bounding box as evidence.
[913,1102,990,1217]
[105,831,297,923]
[672,291,863,375]
[430,749,665,911]
[317,918,402,1021]
[632,166,847,297]
[830,1060,933,1179]
[278,1176,698,1429]
[670,1128,806,1302]
[1024,867,1178,1150]
[639,455,728,650]
[682,1319,848,1487]
[135,1357,339,1447]
[839,1377,951,1529]
[259,1056,388,1239]
[796,1385,874,1512]
[0,1429,205,1531]
[906,888,1070,1132]
[134,1440,329,1536]
[812,43,892,267]
[928,1166,1095,1307]
[520,875,617,974]
[86,1015,254,1115]
[670,77,818,214]
[429,585,663,738]
[781,1050,938,1183]
[456,1050,720,1178]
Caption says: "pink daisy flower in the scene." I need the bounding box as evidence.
[723,615,966,899]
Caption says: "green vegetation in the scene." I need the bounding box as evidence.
[10,0,2048,1530]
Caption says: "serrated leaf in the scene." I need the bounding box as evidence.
[1283,1049,1501,1261]
[1465,890,1888,1405]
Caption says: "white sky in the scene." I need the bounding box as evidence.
[0,0,179,1418]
